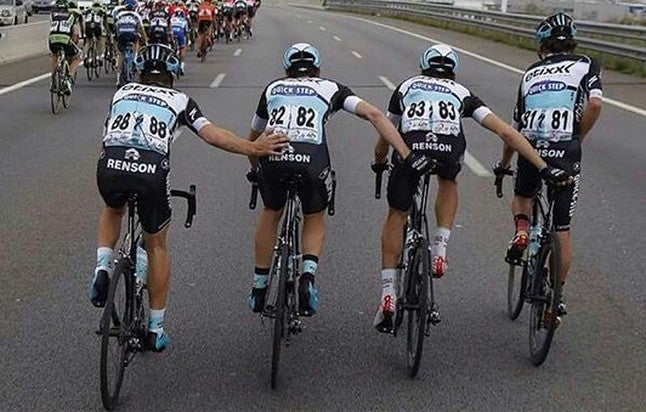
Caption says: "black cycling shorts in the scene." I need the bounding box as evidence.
[116,32,140,52]
[49,41,80,58]
[258,145,332,215]
[197,20,212,33]
[387,131,465,211]
[514,139,582,232]
[96,147,171,234]
[85,25,102,39]
[148,30,169,45]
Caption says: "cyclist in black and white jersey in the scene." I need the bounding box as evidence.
[90,44,287,352]
[246,43,435,317]
[495,12,603,318]
[372,45,570,332]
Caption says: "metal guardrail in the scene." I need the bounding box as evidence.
[324,0,646,62]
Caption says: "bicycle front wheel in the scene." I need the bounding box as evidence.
[86,44,95,81]
[528,232,562,366]
[99,259,134,410]
[271,243,289,390]
[50,71,61,115]
[406,239,429,377]
[507,261,528,320]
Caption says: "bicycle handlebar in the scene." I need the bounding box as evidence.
[170,185,197,228]
[249,183,259,210]
[493,169,514,199]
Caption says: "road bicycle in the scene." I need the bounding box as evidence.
[495,169,563,366]
[85,34,101,81]
[373,165,441,377]
[249,171,336,389]
[50,47,72,115]
[119,42,136,87]
[104,34,117,74]
[97,185,196,410]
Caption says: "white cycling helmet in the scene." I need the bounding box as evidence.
[420,44,460,74]
[282,42,321,72]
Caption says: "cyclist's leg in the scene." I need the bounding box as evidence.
[508,154,538,261]
[97,32,105,65]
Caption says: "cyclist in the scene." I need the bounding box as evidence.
[221,0,234,41]
[196,0,215,58]
[114,0,148,86]
[244,0,255,36]
[246,43,434,317]
[371,44,572,332]
[232,0,246,38]
[148,1,172,45]
[494,12,603,318]
[171,9,189,74]
[83,2,108,68]
[90,44,288,352]
[48,0,81,94]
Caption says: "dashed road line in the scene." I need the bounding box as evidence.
[234,48,242,56]
[319,26,327,31]
[378,76,396,90]
[209,73,227,88]
[333,35,342,42]
[351,51,363,59]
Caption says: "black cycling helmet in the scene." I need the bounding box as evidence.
[55,0,68,10]
[535,12,577,43]
[135,44,181,76]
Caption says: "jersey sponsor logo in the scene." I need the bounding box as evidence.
[268,145,311,163]
[528,80,567,95]
[122,93,170,108]
[270,85,316,97]
[525,62,576,82]
[410,82,451,94]
[106,158,157,174]
[121,84,179,96]
[536,148,565,158]
[411,142,452,152]
[125,148,141,160]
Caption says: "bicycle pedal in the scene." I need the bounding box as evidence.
[429,309,441,325]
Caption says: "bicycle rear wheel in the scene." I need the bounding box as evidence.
[406,239,429,377]
[61,63,70,109]
[271,244,289,389]
[529,232,562,366]
[507,261,528,320]
[86,43,95,81]
[99,259,134,410]
[50,71,61,115]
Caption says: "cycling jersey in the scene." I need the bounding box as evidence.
[84,8,106,37]
[115,10,143,36]
[197,3,215,21]
[148,10,170,43]
[386,75,492,210]
[49,10,80,56]
[251,77,362,214]
[171,15,188,48]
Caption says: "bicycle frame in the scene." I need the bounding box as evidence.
[524,182,556,302]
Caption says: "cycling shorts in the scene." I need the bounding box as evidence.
[258,145,332,215]
[148,30,169,45]
[386,131,465,211]
[514,139,581,232]
[197,20,212,33]
[173,30,187,48]
[116,32,140,52]
[97,147,171,234]
[48,40,80,58]
[85,24,103,39]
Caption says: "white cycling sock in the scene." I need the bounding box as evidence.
[149,308,166,332]
[95,247,114,276]
[380,268,397,296]
[432,227,451,259]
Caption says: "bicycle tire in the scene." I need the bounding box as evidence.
[406,239,429,377]
[86,42,94,81]
[61,63,70,109]
[99,259,134,410]
[270,243,289,389]
[507,261,528,320]
[528,232,562,366]
[50,71,61,115]
[93,44,100,78]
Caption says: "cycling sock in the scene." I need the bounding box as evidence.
[253,267,270,289]
[380,268,397,296]
[514,214,530,233]
[95,247,114,276]
[149,308,166,332]
[432,227,451,258]
[302,255,319,278]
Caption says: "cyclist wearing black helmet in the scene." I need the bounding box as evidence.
[494,12,603,319]
[246,43,434,317]
[91,44,288,352]
[371,44,567,333]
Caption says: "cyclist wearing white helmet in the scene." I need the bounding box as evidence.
[90,43,287,352]
[494,12,603,318]
[372,44,569,333]
[246,43,434,316]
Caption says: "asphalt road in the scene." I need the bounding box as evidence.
[1,5,645,411]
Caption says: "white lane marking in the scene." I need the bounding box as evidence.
[342,15,646,117]
[234,48,242,56]
[210,73,227,88]
[333,35,342,42]
[378,75,491,177]
[0,73,50,96]
[351,51,363,59]
[307,20,313,24]
[319,26,327,31]
[378,76,396,90]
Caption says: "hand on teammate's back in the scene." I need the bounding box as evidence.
[404,152,437,175]
[539,165,573,187]
[252,132,289,156]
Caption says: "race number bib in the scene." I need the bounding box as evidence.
[401,98,460,136]
[50,20,71,33]
[520,108,574,141]
[104,107,175,155]
[267,104,321,144]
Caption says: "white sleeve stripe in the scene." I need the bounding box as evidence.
[194,118,211,133]
[251,114,268,133]
[589,89,603,99]
[472,106,492,124]
[343,96,363,114]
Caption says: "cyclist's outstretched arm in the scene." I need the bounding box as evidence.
[353,100,411,160]
[374,136,390,164]
[247,128,263,168]
[480,113,547,171]
[579,97,602,142]
[199,124,287,156]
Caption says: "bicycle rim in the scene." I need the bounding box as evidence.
[271,244,289,390]
[61,65,70,109]
[99,259,133,410]
[507,262,528,320]
[86,46,94,81]
[94,46,100,78]
[50,71,61,115]
[529,233,562,366]
[406,240,429,377]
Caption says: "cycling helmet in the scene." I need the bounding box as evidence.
[282,42,321,72]
[124,0,137,9]
[420,44,459,74]
[535,12,577,43]
[135,43,181,75]
[55,0,68,10]
[174,9,185,17]
[67,1,77,8]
